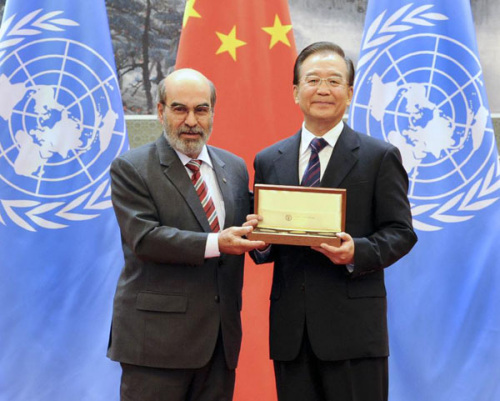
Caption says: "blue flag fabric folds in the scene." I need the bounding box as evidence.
[0,1,127,399]
[349,1,500,400]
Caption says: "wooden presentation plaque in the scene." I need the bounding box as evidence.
[247,184,346,247]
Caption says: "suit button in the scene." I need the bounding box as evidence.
[218,260,223,267]
[300,283,305,292]
[215,295,220,303]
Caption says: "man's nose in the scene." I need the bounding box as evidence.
[316,81,331,94]
[184,110,198,126]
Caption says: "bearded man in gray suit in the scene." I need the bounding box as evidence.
[107,68,264,401]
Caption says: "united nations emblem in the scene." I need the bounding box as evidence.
[349,4,500,231]
[0,10,127,231]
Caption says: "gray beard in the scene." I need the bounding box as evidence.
[164,126,211,158]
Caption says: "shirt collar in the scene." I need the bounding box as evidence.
[174,145,213,169]
[300,120,344,155]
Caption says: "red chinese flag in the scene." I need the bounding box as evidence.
[176,1,302,400]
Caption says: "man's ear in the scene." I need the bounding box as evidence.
[346,86,354,105]
[157,102,164,123]
[293,85,299,104]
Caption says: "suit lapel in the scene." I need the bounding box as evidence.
[208,147,235,229]
[271,127,359,188]
[321,125,360,188]
[156,136,212,232]
[273,131,302,185]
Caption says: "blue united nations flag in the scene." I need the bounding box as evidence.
[0,1,127,400]
[349,1,500,400]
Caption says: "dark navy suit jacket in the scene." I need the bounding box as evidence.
[252,124,417,362]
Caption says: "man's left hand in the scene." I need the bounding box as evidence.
[311,232,355,265]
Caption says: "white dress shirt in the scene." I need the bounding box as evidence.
[298,121,344,183]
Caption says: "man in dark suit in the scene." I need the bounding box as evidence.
[246,42,418,401]
[107,68,265,401]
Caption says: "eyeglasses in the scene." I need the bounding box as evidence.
[302,75,346,88]
[164,104,212,119]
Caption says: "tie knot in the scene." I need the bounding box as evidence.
[187,159,202,172]
[310,137,328,154]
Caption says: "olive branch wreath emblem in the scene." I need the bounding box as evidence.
[0,10,116,232]
[355,3,500,231]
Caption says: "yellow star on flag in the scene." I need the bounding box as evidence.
[262,14,292,49]
[215,26,247,61]
[183,0,201,28]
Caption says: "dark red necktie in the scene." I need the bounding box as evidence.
[186,159,220,232]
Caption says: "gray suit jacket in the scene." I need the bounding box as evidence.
[107,135,251,369]
[252,125,417,362]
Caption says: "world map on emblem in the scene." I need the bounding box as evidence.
[0,38,126,199]
[350,33,494,203]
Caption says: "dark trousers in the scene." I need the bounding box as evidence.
[120,332,235,401]
[274,330,388,401]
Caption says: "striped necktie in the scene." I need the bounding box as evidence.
[186,159,220,232]
[301,137,328,187]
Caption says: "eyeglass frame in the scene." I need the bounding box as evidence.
[300,75,348,89]
[161,102,213,119]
